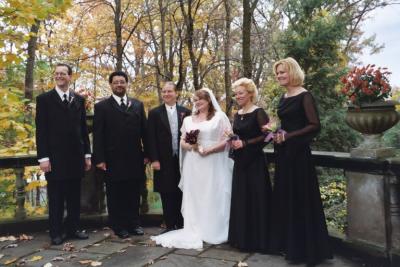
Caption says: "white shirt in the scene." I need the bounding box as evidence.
[112,94,128,106]
[55,86,70,102]
[165,103,177,114]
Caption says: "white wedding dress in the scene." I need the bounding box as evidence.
[151,111,233,249]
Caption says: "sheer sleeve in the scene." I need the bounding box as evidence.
[246,108,269,145]
[285,92,320,140]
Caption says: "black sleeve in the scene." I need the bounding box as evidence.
[246,108,269,145]
[35,95,49,159]
[140,102,149,158]
[80,97,91,155]
[93,103,105,164]
[285,92,320,140]
[147,109,159,162]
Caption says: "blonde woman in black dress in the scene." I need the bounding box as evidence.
[267,57,332,265]
[228,78,272,253]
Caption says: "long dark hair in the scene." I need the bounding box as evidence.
[194,89,216,120]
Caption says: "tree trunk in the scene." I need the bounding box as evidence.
[114,0,123,71]
[24,20,40,100]
[242,0,258,78]
[224,0,232,116]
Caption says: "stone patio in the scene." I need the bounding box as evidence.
[0,227,364,267]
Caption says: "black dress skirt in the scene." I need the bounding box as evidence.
[228,108,272,253]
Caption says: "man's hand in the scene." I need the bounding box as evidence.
[85,158,92,171]
[39,160,51,173]
[151,161,161,170]
[96,162,107,171]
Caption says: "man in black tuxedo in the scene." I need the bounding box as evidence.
[36,63,91,245]
[147,82,190,233]
[93,71,147,239]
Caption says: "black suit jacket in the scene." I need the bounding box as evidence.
[147,104,190,192]
[35,89,91,181]
[93,96,147,182]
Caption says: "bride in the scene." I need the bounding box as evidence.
[151,88,233,249]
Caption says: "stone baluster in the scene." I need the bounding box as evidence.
[14,167,26,220]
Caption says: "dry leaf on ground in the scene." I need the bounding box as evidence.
[0,236,17,242]
[43,263,53,267]
[0,254,4,259]
[51,256,65,262]
[62,242,75,251]
[79,259,92,264]
[4,244,18,248]
[237,261,248,267]
[4,258,17,265]
[67,254,78,259]
[92,243,101,247]
[159,256,168,260]
[117,249,126,253]
[27,255,43,262]
[19,234,33,241]
[91,261,102,266]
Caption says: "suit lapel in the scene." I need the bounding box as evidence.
[109,96,125,113]
[160,105,172,133]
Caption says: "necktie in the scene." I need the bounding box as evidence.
[120,98,126,110]
[62,94,68,106]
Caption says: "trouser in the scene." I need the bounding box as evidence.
[47,179,81,238]
[105,179,141,232]
[160,191,183,229]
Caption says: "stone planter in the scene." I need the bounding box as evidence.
[345,100,399,158]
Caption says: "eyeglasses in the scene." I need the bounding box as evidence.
[54,72,68,77]
[111,81,127,85]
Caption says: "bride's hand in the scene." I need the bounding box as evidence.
[198,147,213,156]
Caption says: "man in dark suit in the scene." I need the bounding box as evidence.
[36,63,91,245]
[147,81,190,233]
[93,71,147,239]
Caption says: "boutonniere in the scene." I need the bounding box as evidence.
[127,100,132,109]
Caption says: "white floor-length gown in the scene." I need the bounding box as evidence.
[151,111,233,249]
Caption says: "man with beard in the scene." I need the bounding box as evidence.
[93,71,148,238]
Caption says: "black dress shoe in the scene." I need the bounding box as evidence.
[51,236,63,245]
[129,226,144,236]
[115,230,130,239]
[66,230,89,240]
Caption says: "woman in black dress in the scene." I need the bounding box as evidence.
[267,57,332,265]
[228,78,272,253]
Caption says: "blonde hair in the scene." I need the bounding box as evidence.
[273,57,305,87]
[231,78,258,103]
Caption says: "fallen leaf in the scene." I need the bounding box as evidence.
[19,234,33,241]
[91,261,102,266]
[4,258,17,265]
[16,258,26,266]
[79,260,92,264]
[103,233,110,237]
[238,261,248,267]
[79,248,88,252]
[43,263,53,267]
[147,259,154,265]
[92,243,101,247]
[67,254,77,259]
[51,256,65,262]
[159,256,168,260]
[117,249,126,253]
[5,244,18,248]
[102,227,110,230]
[27,255,43,262]
[0,236,17,242]
[0,254,4,259]
[92,230,98,233]
[63,242,75,252]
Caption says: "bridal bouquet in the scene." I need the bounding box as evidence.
[185,129,200,151]
[224,130,238,159]
[262,117,286,143]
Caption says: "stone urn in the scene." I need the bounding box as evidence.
[345,100,399,158]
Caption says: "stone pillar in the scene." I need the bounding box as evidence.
[346,148,400,256]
